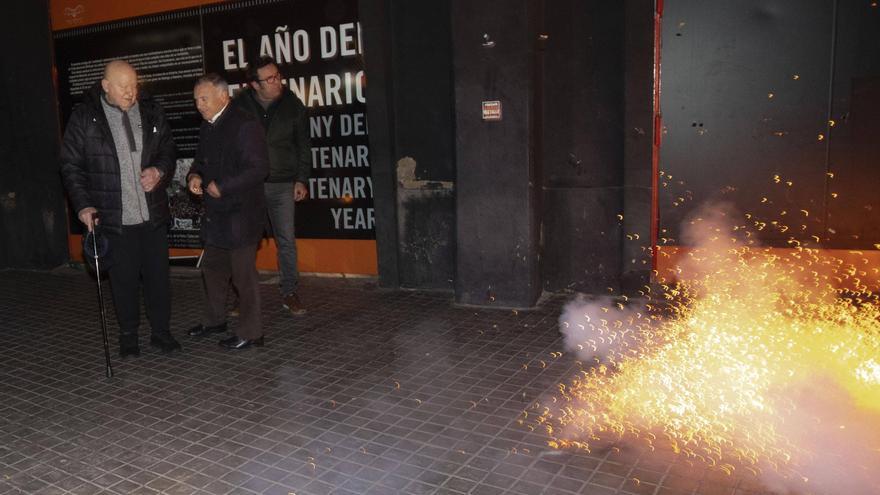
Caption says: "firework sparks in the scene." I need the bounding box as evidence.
[539,206,880,494]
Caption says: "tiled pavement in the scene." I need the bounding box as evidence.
[0,267,776,495]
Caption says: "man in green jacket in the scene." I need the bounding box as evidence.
[233,56,311,315]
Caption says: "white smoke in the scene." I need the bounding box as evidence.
[757,378,880,495]
[558,295,649,363]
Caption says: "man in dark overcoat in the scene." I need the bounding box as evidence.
[186,73,269,349]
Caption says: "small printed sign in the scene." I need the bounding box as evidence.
[482,100,502,121]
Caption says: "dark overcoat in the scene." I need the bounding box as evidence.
[189,106,269,249]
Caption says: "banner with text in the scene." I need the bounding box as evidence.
[53,0,374,246]
[202,0,372,239]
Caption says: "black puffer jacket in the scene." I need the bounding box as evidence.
[60,82,177,234]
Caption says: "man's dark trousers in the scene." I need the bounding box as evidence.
[201,243,262,340]
[106,222,171,337]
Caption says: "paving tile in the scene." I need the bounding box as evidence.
[0,270,770,495]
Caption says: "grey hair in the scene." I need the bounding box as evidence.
[194,73,228,92]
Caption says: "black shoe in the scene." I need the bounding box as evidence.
[150,333,182,353]
[188,322,227,337]
[218,335,264,350]
[120,346,141,358]
[119,334,140,358]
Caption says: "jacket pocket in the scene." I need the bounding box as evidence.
[205,194,243,213]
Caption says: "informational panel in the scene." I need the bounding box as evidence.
[54,9,205,246]
[53,0,374,248]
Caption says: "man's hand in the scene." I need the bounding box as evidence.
[206,181,221,198]
[78,207,98,232]
[140,166,162,192]
[188,175,203,196]
[294,182,308,202]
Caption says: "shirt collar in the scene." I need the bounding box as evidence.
[208,102,229,124]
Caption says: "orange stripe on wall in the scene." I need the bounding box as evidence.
[256,238,378,275]
[70,234,378,275]
[656,245,880,290]
[51,0,226,30]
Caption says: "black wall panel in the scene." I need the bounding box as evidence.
[391,1,456,289]
[452,0,542,307]
[541,1,627,292]
[391,2,456,183]
[360,1,400,287]
[543,188,623,292]
[361,0,457,290]
[826,0,880,248]
[660,0,835,246]
[621,0,656,292]
[0,1,68,269]
[543,2,624,189]
[398,190,455,288]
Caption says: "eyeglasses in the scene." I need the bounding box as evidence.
[258,73,282,84]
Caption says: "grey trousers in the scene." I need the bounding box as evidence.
[264,182,298,295]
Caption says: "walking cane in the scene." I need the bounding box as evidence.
[88,223,114,379]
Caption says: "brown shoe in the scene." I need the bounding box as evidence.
[282,292,306,315]
[227,306,240,317]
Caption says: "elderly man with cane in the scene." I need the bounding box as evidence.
[60,59,181,359]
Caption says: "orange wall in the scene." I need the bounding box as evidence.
[51,0,225,29]
[70,234,378,275]
[53,0,379,275]
[656,245,880,290]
